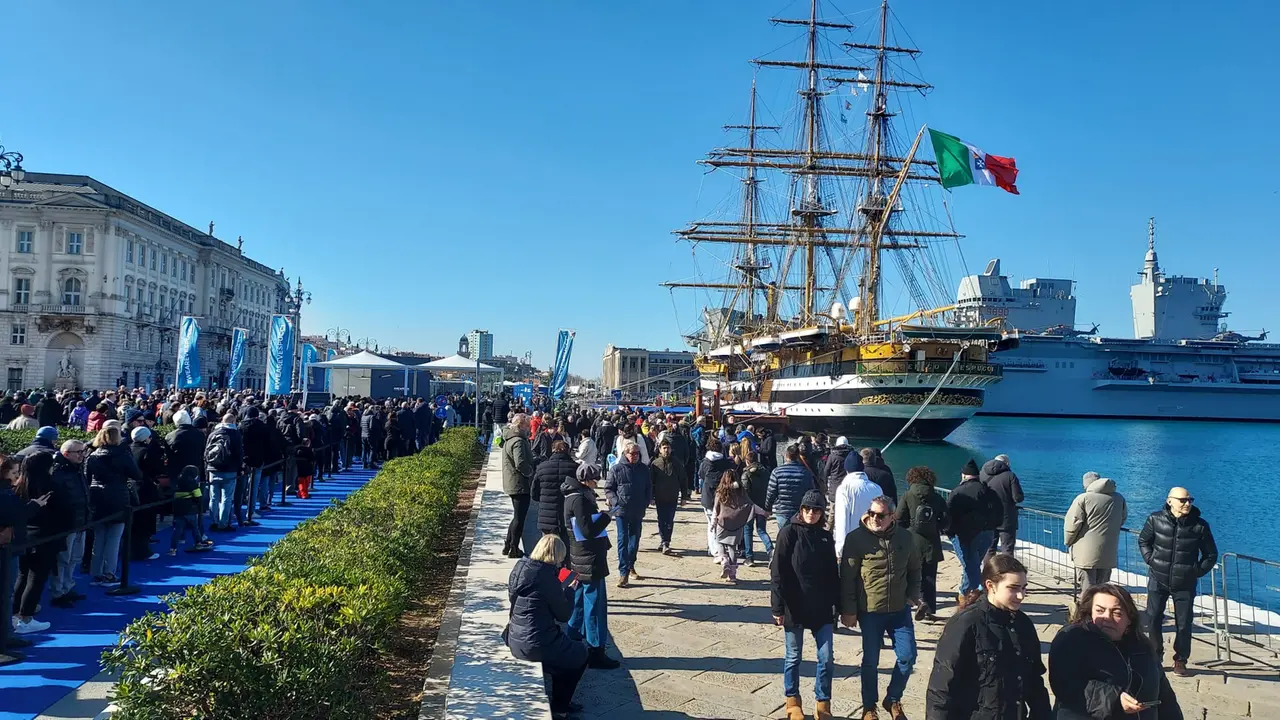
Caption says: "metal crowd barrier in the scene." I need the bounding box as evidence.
[932,485,1238,663]
[0,440,340,666]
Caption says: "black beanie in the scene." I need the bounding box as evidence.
[962,459,980,477]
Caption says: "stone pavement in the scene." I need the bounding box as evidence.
[570,502,1280,720]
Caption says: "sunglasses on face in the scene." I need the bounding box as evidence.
[1170,497,1193,504]
[867,511,890,520]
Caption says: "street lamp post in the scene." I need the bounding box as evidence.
[0,144,25,190]
[356,336,377,351]
[283,277,312,393]
[326,327,351,351]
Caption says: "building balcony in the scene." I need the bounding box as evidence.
[10,304,98,315]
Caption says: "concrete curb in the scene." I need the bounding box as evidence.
[418,445,493,719]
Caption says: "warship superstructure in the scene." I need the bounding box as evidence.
[958,219,1280,421]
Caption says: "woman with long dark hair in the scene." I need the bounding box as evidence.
[1049,583,1182,719]
[924,554,1051,720]
[9,453,54,634]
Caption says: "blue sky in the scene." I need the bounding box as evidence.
[5,0,1278,375]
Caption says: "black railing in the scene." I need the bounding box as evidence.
[0,441,338,666]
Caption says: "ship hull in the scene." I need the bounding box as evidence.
[706,371,993,441]
[982,336,1280,422]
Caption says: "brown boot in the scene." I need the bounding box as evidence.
[815,699,833,720]
[861,706,880,720]
[1172,659,1191,677]
[883,698,908,719]
[783,696,804,720]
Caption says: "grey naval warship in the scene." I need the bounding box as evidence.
[959,219,1280,422]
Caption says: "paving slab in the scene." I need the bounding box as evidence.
[443,447,1280,718]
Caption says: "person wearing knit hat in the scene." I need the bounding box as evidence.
[832,452,881,553]
[6,403,38,430]
[946,458,1000,599]
[773,485,839,720]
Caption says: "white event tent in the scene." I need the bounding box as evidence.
[305,350,432,405]
[418,354,503,428]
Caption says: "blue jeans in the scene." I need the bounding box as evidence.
[568,578,610,650]
[744,514,773,561]
[954,530,993,595]
[257,469,278,509]
[210,471,239,527]
[858,608,917,707]
[655,502,677,546]
[774,513,794,543]
[614,515,642,577]
[783,623,833,701]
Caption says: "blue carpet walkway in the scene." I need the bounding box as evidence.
[0,466,376,720]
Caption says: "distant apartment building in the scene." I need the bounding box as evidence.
[602,344,696,398]
[463,329,493,360]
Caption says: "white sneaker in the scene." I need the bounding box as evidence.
[13,618,51,634]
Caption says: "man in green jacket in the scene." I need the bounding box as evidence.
[501,413,534,558]
[839,496,921,720]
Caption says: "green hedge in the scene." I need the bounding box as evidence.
[0,426,179,454]
[101,427,481,719]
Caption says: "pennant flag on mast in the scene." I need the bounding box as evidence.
[176,317,202,389]
[928,128,1020,195]
[227,327,247,389]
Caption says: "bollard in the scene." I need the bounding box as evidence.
[107,511,140,596]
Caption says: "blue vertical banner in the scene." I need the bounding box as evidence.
[325,347,336,392]
[267,314,295,396]
[227,327,247,390]
[176,316,202,389]
[302,343,319,389]
[550,329,575,400]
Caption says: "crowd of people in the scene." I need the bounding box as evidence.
[497,400,1205,720]
[0,385,479,643]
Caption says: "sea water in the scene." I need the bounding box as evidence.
[879,416,1280,563]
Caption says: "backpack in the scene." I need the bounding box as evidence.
[910,496,940,540]
[205,430,231,468]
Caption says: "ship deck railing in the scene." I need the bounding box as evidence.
[935,486,1280,667]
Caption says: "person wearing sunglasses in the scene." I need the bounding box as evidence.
[839,496,922,720]
[1137,487,1217,677]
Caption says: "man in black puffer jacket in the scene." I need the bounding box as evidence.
[533,441,578,540]
[1138,487,1217,675]
[981,454,1023,555]
[820,438,851,502]
[860,447,897,504]
[561,465,619,670]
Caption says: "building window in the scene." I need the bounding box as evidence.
[161,253,168,274]
[125,329,131,350]
[12,278,30,305]
[171,295,177,310]
[148,290,156,309]
[127,240,134,263]
[67,232,83,254]
[150,249,157,270]
[6,368,22,392]
[171,257,177,278]
[136,287,144,307]
[181,260,187,281]
[188,298,194,313]
[16,231,33,253]
[62,278,82,306]
[10,324,25,345]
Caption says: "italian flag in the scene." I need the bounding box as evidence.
[928,128,1020,195]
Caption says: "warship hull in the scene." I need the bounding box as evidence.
[980,337,1280,422]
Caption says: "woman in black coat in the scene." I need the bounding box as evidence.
[561,464,619,670]
[770,490,839,720]
[506,535,589,720]
[86,425,143,585]
[925,554,1051,720]
[383,413,402,461]
[129,426,165,561]
[533,441,578,537]
[7,455,54,632]
[1049,584,1182,720]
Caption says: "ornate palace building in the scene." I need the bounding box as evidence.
[0,173,289,392]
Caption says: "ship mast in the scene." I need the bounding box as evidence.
[670,0,948,341]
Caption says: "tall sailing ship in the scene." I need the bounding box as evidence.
[665,0,1011,441]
